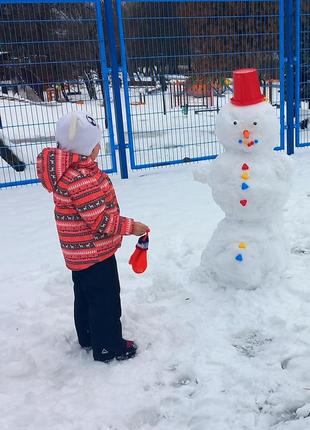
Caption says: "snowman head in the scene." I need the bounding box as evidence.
[215,100,279,154]
[215,69,279,154]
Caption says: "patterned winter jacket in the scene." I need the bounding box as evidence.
[36,148,134,271]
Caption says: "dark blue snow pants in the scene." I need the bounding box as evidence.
[71,255,123,359]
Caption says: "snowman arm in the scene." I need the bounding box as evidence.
[193,164,212,184]
[274,154,294,180]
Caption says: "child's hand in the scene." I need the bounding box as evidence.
[133,222,150,236]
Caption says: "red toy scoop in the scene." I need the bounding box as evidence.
[129,233,149,274]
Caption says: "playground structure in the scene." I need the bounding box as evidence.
[130,91,146,105]
[261,79,281,107]
[129,78,221,112]
[130,76,280,115]
[169,79,214,111]
[169,81,189,109]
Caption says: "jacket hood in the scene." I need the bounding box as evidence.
[36,148,87,192]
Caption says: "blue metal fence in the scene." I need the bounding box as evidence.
[117,0,285,169]
[296,0,310,149]
[0,0,309,188]
[0,0,117,188]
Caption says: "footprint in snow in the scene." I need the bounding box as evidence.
[281,353,310,371]
[171,375,198,387]
[291,246,310,255]
[128,408,163,429]
[232,330,272,358]
[270,404,310,426]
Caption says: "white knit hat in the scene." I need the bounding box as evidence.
[55,110,102,156]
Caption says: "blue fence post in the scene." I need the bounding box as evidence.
[279,0,285,151]
[295,0,301,149]
[95,0,118,174]
[104,0,129,179]
[285,0,295,155]
[116,0,136,171]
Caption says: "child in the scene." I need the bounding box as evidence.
[36,111,149,363]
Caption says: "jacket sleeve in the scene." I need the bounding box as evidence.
[68,174,134,236]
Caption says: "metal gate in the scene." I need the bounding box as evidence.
[0,0,117,188]
[116,0,286,170]
[2,0,309,188]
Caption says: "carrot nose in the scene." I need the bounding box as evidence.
[243,129,250,139]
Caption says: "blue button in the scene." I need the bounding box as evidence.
[235,254,243,262]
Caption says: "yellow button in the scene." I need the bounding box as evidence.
[241,172,249,180]
[239,242,247,249]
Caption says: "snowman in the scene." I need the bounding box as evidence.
[195,69,293,290]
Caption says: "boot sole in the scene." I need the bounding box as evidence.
[94,350,136,363]
[115,350,136,361]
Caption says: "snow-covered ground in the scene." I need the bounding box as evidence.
[1,151,310,429]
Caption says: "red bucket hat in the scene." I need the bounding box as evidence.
[231,68,265,106]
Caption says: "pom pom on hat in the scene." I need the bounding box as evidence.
[129,234,149,274]
[55,110,102,156]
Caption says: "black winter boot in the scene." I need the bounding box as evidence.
[93,340,137,363]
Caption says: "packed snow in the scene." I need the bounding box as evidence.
[1,150,310,429]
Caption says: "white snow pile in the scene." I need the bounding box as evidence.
[1,156,310,430]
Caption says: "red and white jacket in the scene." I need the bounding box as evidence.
[37,148,134,271]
